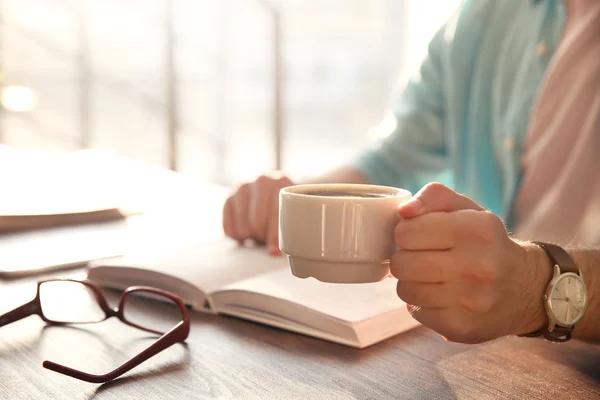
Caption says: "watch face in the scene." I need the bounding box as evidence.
[549,273,587,326]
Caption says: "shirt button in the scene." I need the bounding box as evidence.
[504,138,516,151]
[536,42,548,57]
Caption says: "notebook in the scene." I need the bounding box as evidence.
[87,239,420,348]
[0,208,129,234]
[0,146,147,277]
[0,145,139,233]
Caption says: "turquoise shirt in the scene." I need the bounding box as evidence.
[351,0,566,227]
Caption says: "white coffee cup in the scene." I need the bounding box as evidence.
[278,183,412,283]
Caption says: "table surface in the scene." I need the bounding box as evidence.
[2,151,600,400]
[2,270,600,400]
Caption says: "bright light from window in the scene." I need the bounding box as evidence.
[1,85,38,112]
[404,0,461,72]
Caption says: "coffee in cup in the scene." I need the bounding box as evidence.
[278,183,411,283]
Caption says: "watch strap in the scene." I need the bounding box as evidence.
[532,241,579,274]
[543,326,572,342]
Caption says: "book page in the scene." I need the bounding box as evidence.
[213,269,406,323]
[91,239,289,295]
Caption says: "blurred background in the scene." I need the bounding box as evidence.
[0,0,460,186]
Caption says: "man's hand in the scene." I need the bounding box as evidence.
[222,167,369,255]
[391,183,550,344]
[222,173,293,255]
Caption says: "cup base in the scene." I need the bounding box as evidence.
[287,256,390,284]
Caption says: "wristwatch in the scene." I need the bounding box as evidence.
[521,242,588,342]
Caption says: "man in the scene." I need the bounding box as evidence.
[222,0,600,343]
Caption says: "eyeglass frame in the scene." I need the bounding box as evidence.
[0,278,190,384]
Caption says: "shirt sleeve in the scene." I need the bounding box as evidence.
[350,22,451,195]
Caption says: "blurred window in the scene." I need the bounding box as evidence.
[0,0,459,184]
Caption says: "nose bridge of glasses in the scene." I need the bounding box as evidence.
[108,307,119,318]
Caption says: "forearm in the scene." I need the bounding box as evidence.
[302,166,371,185]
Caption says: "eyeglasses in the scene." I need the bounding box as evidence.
[0,279,190,383]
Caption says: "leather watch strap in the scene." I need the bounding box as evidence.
[532,241,579,274]
[543,326,572,342]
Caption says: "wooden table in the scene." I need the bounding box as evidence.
[2,151,600,399]
[2,268,600,400]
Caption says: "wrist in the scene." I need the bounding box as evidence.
[514,241,552,335]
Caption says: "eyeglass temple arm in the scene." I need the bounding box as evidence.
[0,299,40,327]
[42,321,189,384]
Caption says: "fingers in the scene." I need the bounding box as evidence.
[394,211,459,250]
[223,173,293,252]
[231,182,253,242]
[222,197,237,239]
[398,182,483,219]
[395,212,457,250]
[249,177,275,242]
[390,250,458,282]
[396,281,451,309]
[395,209,497,250]
[397,208,507,252]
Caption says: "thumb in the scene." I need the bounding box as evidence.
[398,182,484,218]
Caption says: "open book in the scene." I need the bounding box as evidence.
[87,240,420,348]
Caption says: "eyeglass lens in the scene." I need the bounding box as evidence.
[39,280,184,334]
[121,290,184,334]
[39,281,105,323]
